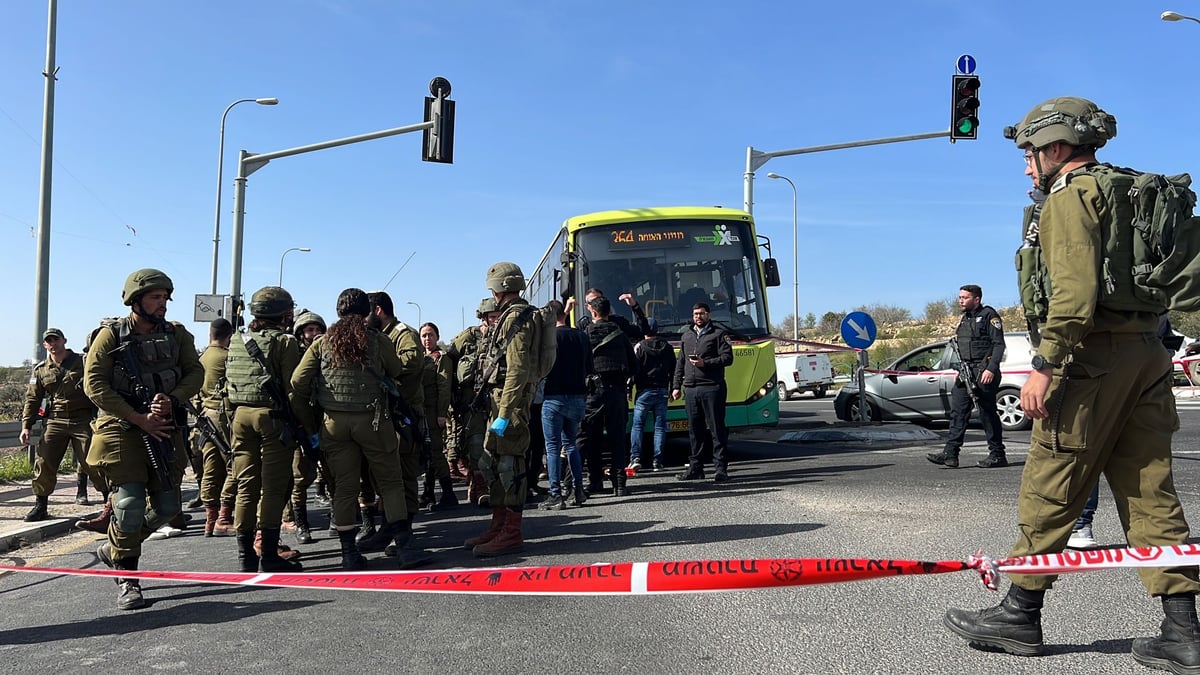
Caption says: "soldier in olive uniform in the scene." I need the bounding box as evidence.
[463,262,538,557]
[418,322,457,510]
[926,284,1007,469]
[86,269,203,610]
[224,287,303,573]
[196,318,236,537]
[21,328,105,521]
[290,288,431,569]
[943,98,1200,671]
[447,298,502,508]
[288,308,326,542]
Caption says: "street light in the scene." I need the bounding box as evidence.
[278,247,310,286]
[210,97,279,294]
[1162,10,1200,24]
[406,301,422,327]
[767,172,799,342]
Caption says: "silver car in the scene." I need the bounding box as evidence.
[833,332,1034,432]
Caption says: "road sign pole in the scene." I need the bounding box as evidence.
[857,350,871,422]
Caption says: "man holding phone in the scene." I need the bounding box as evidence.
[671,302,734,483]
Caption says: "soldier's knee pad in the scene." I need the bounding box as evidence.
[112,483,148,533]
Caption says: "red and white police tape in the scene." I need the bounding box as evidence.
[2,544,1199,595]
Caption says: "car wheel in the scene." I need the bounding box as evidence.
[847,396,878,422]
[777,382,790,401]
[813,385,827,399]
[997,388,1030,432]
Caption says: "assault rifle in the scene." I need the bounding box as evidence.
[184,399,232,462]
[112,342,176,490]
[949,337,982,409]
[241,334,320,463]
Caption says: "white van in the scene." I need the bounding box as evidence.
[775,352,835,400]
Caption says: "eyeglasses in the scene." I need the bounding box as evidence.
[1023,152,1037,166]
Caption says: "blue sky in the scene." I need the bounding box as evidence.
[2,1,1198,365]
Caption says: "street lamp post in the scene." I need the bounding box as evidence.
[1162,10,1200,24]
[767,172,799,342]
[278,247,310,286]
[406,301,422,327]
[211,97,279,294]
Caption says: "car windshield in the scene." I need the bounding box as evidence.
[891,344,951,372]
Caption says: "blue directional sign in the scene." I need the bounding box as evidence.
[841,311,877,350]
[956,54,977,75]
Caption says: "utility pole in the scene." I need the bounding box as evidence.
[32,0,58,363]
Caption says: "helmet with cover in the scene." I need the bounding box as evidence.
[122,268,174,306]
[249,286,295,319]
[485,261,526,293]
[1004,96,1116,150]
[292,308,326,334]
[476,297,499,318]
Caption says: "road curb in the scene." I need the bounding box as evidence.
[0,510,100,554]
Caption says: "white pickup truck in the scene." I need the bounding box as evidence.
[775,352,835,400]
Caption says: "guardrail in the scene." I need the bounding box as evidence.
[0,420,41,465]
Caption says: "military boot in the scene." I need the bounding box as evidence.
[473,509,524,558]
[293,500,313,545]
[23,495,49,522]
[464,508,507,549]
[76,495,113,533]
[926,450,960,469]
[337,528,368,570]
[613,470,628,497]
[468,471,490,508]
[419,474,437,511]
[236,531,260,573]
[1132,593,1200,673]
[253,530,301,561]
[258,528,303,572]
[75,474,90,505]
[357,518,398,553]
[97,543,146,610]
[356,504,379,544]
[212,504,237,537]
[943,585,1044,656]
[438,476,459,508]
[203,503,220,537]
[386,520,434,569]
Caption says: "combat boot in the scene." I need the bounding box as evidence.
[253,530,301,561]
[464,508,507,549]
[75,474,90,505]
[419,474,437,511]
[473,509,524,558]
[468,471,490,508]
[438,476,459,508]
[356,504,379,544]
[97,543,146,610]
[258,528,303,572]
[293,500,313,545]
[203,503,220,537]
[236,531,260,573]
[613,471,628,497]
[943,585,1045,656]
[24,495,49,522]
[1133,593,1200,673]
[76,495,113,533]
[337,528,368,570]
[926,450,959,469]
[388,520,434,569]
[212,504,237,537]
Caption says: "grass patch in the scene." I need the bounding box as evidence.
[0,448,77,483]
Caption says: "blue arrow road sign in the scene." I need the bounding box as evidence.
[957,54,976,75]
[841,312,877,350]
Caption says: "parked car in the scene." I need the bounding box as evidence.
[775,352,835,400]
[833,332,1034,432]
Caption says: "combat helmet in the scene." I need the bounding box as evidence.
[485,261,526,293]
[122,268,174,306]
[249,286,295,319]
[476,297,499,318]
[1004,97,1116,150]
[293,308,326,335]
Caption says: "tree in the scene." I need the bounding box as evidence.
[924,298,954,323]
[804,312,816,329]
[819,311,844,334]
[854,303,911,323]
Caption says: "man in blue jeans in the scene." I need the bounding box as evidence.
[628,318,675,472]
[539,300,593,510]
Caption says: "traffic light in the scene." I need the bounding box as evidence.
[950,74,980,141]
[422,77,455,163]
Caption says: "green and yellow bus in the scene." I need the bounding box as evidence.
[526,206,782,432]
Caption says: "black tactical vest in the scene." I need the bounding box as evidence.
[956,307,996,362]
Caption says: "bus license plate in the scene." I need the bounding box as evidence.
[668,419,689,432]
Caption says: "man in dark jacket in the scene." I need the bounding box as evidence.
[573,288,651,341]
[538,300,593,510]
[577,296,638,497]
[671,302,734,483]
[628,318,675,472]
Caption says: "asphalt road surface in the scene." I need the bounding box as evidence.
[4,396,1200,674]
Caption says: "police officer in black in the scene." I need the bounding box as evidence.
[577,296,638,497]
[928,284,1007,469]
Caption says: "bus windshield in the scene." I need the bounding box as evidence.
[574,219,768,339]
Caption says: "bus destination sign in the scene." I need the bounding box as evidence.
[608,227,691,249]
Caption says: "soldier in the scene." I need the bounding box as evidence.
[418,322,457,510]
[577,296,638,497]
[463,262,539,557]
[288,308,326,543]
[87,268,203,610]
[224,286,303,573]
[21,328,105,521]
[943,97,1200,671]
[926,284,1007,469]
[447,298,501,508]
[290,288,430,569]
[195,318,236,537]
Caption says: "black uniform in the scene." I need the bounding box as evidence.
[577,319,637,496]
[942,304,1006,463]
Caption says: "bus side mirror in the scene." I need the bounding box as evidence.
[555,268,572,301]
[763,258,781,287]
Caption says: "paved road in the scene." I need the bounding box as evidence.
[3,400,1200,673]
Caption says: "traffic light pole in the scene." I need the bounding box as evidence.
[742,130,950,215]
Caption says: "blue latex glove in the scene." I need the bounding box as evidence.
[308,434,321,450]
[490,417,509,437]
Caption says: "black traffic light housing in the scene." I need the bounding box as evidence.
[950,74,980,141]
[422,77,455,163]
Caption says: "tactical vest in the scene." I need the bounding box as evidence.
[106,317,182,400]
[225,329,287,408]
[315,335,382,412]
[956,308,996,362]
[453,327,482,408]
[590,321,629,377]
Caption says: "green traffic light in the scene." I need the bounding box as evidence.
[956,118,977,135]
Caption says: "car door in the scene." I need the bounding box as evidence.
[876,343,952,418]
